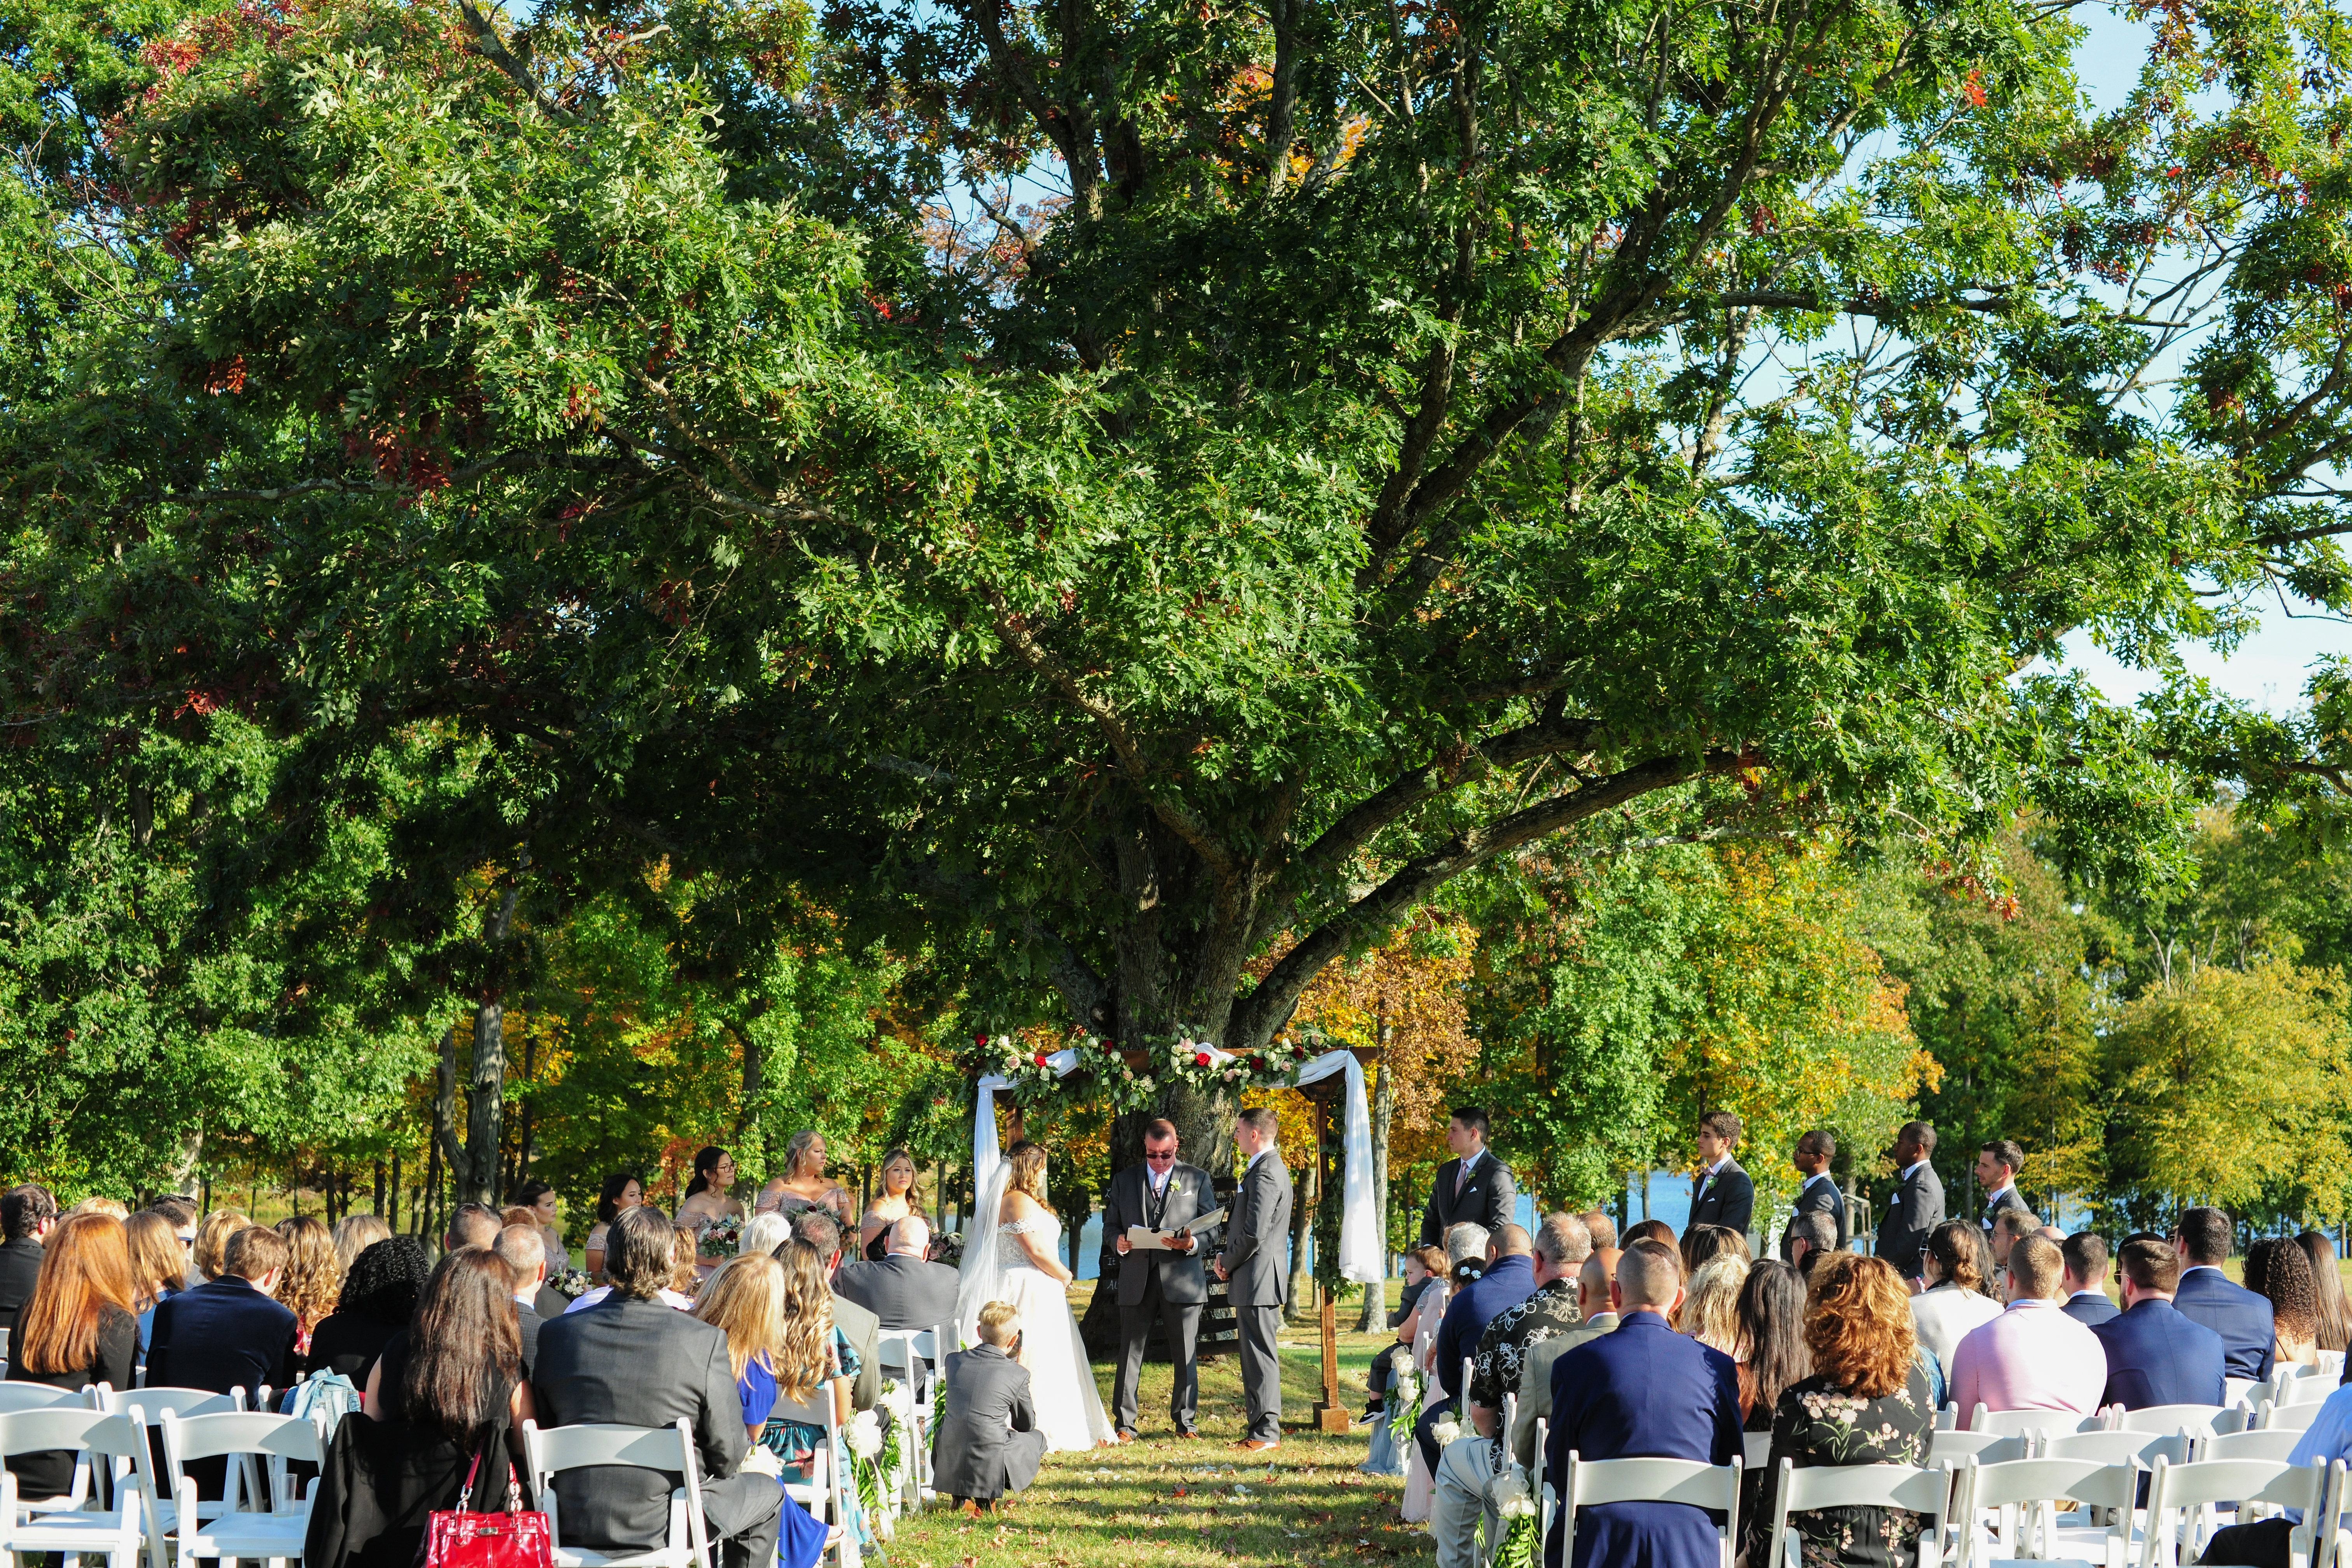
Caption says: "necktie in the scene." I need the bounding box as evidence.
[1456,1159,1472,1199]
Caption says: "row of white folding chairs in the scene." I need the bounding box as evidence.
[0,1384,320,1568]
[871,1323,951,1513]
[1535,1415,2350,1568]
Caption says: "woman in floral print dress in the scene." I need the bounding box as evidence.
[1745,1253,1937,1568]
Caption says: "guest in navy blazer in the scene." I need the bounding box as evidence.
[148,1223,299,1401]
[2090,1237,2226,1411]
[1545,1239,1741,1568]
[2172,1207,2275,1382]
[2060,1233,2120,1328]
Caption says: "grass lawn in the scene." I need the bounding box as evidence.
[879,1282,1434,1568]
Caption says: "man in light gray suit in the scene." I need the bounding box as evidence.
[1104,1117,1220,1441]
[532,1206,783,1568]
[1214,1105,1292,1452]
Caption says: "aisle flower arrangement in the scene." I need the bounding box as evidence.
[1486,1464,1541,1568]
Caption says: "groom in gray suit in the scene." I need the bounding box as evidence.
[1104,1118,1219,1441]
[1214,1105,1293,1452]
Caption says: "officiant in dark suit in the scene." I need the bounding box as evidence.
[1777,1129,1847,1260]
[1687,1111,1755,1236]
[1215,1106,1293,1453]
[1103,1118,1218,1442]
[1419,1107,1517,1247]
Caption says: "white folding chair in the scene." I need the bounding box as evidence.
[0,1384,86,1418]
[2271,1401,2331,1433]
[872,1326,945,1508]
[112,1388,246,1528]
[520,1418,710,1568]
[2282,1373,2340,1408]
[2205,1429,2308,1463]
[2112,1405,2227,1438]
[1558,1452,1741,1568]
[2228,1377,2261,1411]
[1970,1404,2102,1440]
[2045,1429,2189,1469]
[1936,1404,1961,1432]
[157,1409,319,1568]
[1928,1430,2026,1468]
[1768,1460,1953,1568]
[1956,1455,2136,1567]
[2137,1455,2325,1568]
[2312,1459,2352,1568]
[767,1376,852,1567]
[0,1405,158,1568]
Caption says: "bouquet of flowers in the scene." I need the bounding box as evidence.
[930,1230,964,1269]
[1388,1370,1422,1445]
[699,1215,744,1258]
[546,1267,596,1300]
[1486,1463,1541,1568]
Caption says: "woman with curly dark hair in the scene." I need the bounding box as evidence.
[2246,1237,2321,1371]
[304,1236,433,1380]
[1745,1253,1936,1568]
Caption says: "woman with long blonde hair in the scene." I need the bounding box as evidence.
[695,1254,839,1568]
[331,1213,392,1272]
[6,1213,138,1498]
[857,1148,927,1262]
[274,1215,345,1354]
[1680,1255,1750,1355]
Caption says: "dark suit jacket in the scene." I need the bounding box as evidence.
[1778,1176,1849,1260]
[2062,1291,2120,1328]
[1100,1162,1217,1307]
[2173,1266,2277,1382]
[931,1344,1044,1501]
[1979,1185,2032,1231]
[1544,1312,1741,1568]
[1875,1161,1945,1278]
[1688,1160,1755,1236]
[0,1238,44,1337]
[1435,1254,1536,1402]
[831,1255,962,1331]
[2090,1297,2226,1410]
[514,1301,543,1377]
[530,1294,746,1553]
[1421,1152,1518,1247]
[532,1284,568,1321]
[148,1274,299,1399]
[1223,1153,1292,1307]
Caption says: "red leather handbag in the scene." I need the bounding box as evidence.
[418,1445,551,1568]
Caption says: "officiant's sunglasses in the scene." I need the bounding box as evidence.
[1143,1149,1178,1162]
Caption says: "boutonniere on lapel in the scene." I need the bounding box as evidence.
[1169,1180,1184,1197]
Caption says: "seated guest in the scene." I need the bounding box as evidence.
[784,1208,880,1414]
[444,1204,502,1255]
[532,1206,784,1568]
[1911,1220,2002,1388]
[830,1216,961,1331]
[309,1250,536,1568]
[1622,1218,1677,1251]
[148,1223,299,1401]
[306,1237,432,1381]
[0,1183,58,1336]
[1434,1216,1588,1568]
[1578,1211,1618,1251]
[2296,1231,2351,1356]
[329,1214,392,1273]
[189,1208,250,1288]
[2090,1236,2226,1411]
[1787,1212,1839,1279]
[1367,1245,1449,1426]
[1421,1223,1538,1472]
[933,1301,1047,1518]
[1948,1235,2107,1424]
[738,1213,794,1260]
[1744,1253,1935,1568]
[125,1210,186,1360]
[1544,1239,1739,1568]
[1679,1224,1750,1276]
[1511,1249,1622,1469]
[1734,1261,1810,1429]
[2061,1232,2119,1326]
[5,1213,138,1501]
[1989,1206,2040,1280]
[2198,1375,2352,1567]
[274,1215,345,1360]
[2244,1237,2321,1371]
[693,1254,837,1568]
[2173,1205,2275,1381]
[493,1225,548,1374]
[564,1206,695,1314]
[740,1242,872,1553]
[1678,1255,1748,1352]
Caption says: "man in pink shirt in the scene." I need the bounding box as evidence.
[1949,1235,2110,1426]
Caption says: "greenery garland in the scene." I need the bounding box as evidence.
[967,1029,1320,1116]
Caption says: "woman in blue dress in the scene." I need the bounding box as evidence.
[695,1251,842,1568]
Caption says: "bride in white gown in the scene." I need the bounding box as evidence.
[956,1141,1114,1451]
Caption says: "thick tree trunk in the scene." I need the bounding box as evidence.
[466,1001,506,1204]
[1357,1021,1395,1332]
[166,1126,204,1196]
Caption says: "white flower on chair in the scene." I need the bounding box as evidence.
[846,1410,883,1460]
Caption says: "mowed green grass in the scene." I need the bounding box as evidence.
[879,1283,1432,1568]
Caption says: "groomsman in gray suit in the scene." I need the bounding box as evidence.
[1214,1105,1293,1453]
[1104,1117,1219,1442]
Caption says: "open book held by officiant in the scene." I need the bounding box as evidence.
[1125,1206,1228,1251]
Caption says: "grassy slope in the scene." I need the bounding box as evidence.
[880,1282,1435,1568]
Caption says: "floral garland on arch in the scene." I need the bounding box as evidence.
[967,1028,1319,1116]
